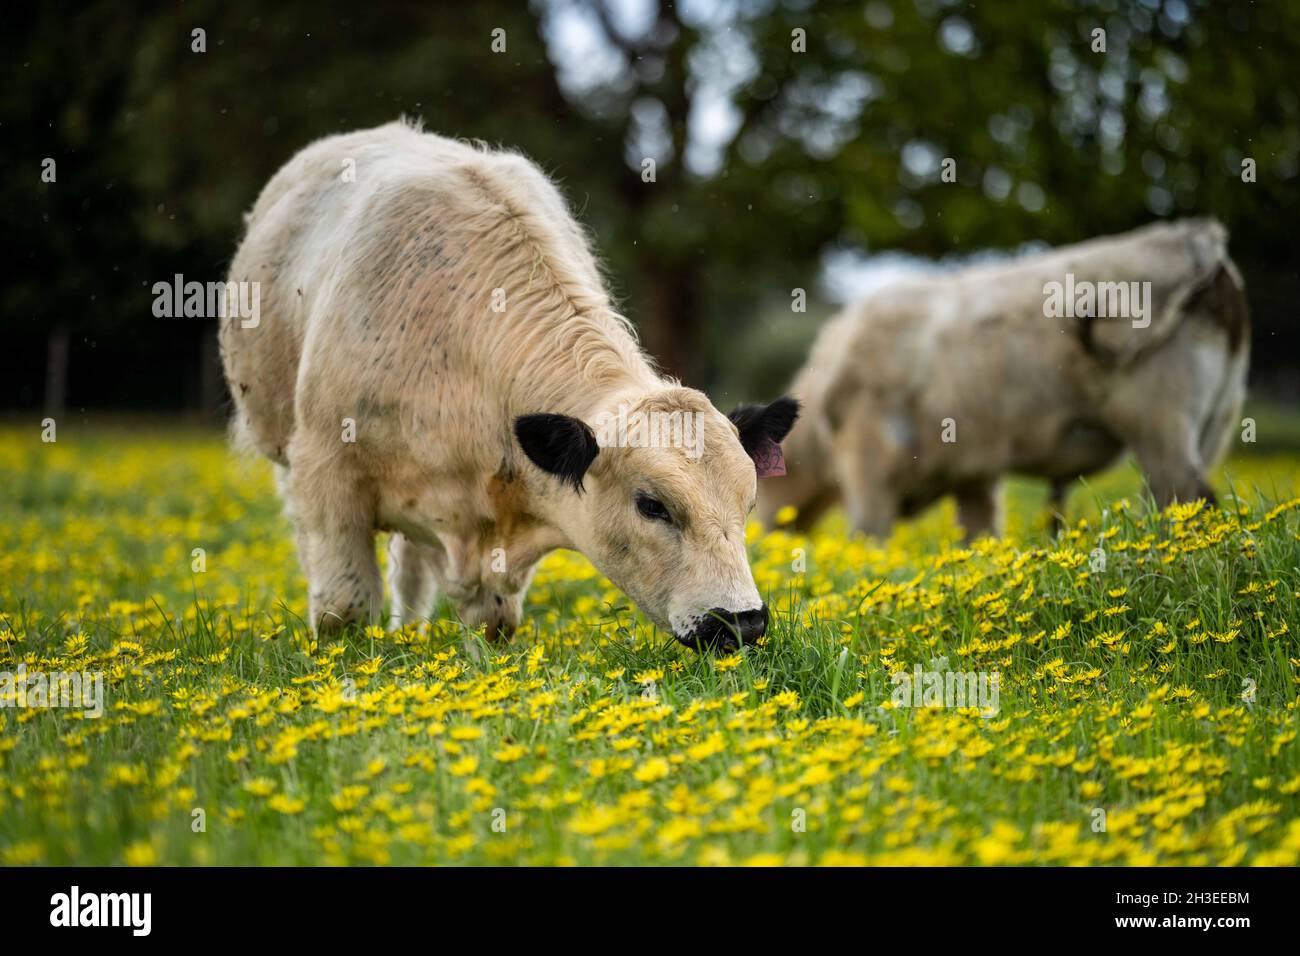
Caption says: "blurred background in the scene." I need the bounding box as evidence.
[5,0,1298,422]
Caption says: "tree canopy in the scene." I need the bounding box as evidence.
[4,0,1297,411]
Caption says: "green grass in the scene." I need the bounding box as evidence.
[0,423,1298,865]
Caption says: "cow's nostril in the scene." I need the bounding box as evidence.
[737,606,768,641]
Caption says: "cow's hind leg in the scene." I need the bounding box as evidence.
[387,534,439,629]
[1046,478,1070,537]
[955,480,1001,540]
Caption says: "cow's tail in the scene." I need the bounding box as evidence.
[1194,258,1251,471]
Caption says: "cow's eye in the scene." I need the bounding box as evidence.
[635,493,673,524]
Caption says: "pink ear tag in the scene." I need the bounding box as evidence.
[753,437,786,478]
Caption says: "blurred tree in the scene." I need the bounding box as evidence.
[3,0,1297,412]
[3,2,168,413]
[112,0,603,415]
[715,0,1299,390]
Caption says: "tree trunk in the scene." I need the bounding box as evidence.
[643,264,701,386]
[44,325,69,418]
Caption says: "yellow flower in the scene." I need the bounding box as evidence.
[123,842,157,867]
[449,756,479,777]
[243,777,277,797]
[493,743,528,762]
[633,758,670,783]
[269,794,306,815]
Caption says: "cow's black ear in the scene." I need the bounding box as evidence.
[727,396,800,457]
[514,414,599,492]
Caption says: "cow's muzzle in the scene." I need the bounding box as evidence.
[676,605,768,653]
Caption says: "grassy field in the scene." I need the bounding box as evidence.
[1,422,1298,866]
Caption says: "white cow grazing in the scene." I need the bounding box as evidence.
[761,219,1249,538]
[221,120,798,651]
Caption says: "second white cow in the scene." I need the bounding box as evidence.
[761,219,1249,537]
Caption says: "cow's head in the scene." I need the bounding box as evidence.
[515,388,799,652]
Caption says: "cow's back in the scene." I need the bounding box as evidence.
[221,121,644,473]
[220,125,434,463]
[794,219,1247,515]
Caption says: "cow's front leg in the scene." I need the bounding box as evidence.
[386,533,439,629]
[300,518,382,636]
[831,406,898,539]
[286,459,382,636]
[1123,419,1216,509]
